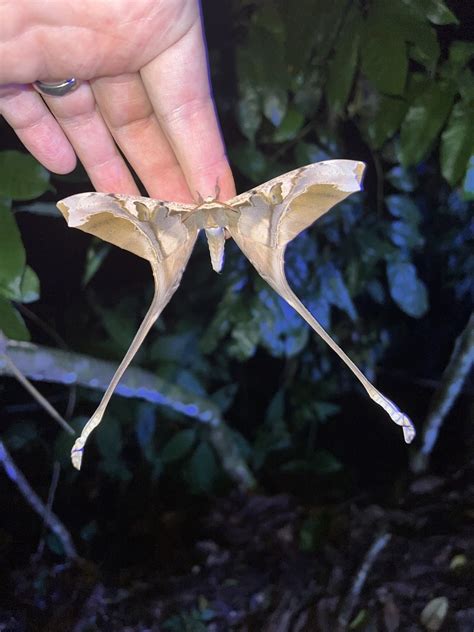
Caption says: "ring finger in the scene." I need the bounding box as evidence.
[41,81,140,194]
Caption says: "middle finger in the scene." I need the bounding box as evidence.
[92,73,193,202]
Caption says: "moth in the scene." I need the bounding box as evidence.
[57,160,415,470]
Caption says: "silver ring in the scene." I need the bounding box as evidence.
[33,78,80,97]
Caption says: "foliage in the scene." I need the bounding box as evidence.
[1,0,472,505]
[0,151,50,340]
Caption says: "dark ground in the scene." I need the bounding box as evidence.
[1,457,473,632]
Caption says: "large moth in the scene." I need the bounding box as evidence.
[57,160,415,470]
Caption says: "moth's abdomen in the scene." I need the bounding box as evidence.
[205,227,226,273]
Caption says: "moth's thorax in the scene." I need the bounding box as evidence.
[189,201,235,230]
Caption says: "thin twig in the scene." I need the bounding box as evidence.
[0,439,77,559]
[410,313,474,474]
[33,461,61,561]
[336,531,391,631]
[16,304,77,419]
[370,148,384,217]
[1,352,74,435]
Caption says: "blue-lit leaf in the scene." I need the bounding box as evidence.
[462,155,474,200]
[135,404,156,459]
[385,166,418,192]
[211,383,238,413]
[319,264,357,321]
[386,195,421,223]
[386,261,429,317]
[308,296,331,330]
[176,370,206,397]
[258,289,309,357]
[389,220,424,248]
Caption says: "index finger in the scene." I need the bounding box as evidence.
[140,17,236,201]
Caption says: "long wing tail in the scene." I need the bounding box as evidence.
[232,237,415,443]
[71,241,197,470]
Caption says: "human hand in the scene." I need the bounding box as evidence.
[0,0,235,202]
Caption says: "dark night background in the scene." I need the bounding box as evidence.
[0,1,473,630]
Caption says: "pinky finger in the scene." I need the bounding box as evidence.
[0,84,76,174]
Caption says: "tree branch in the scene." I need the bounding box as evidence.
[410,313,474,474]
[0,439,77,559]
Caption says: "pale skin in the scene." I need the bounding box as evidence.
[0,0,236,202]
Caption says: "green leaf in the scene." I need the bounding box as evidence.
[94,299,139,353]
[263,91,288,127]
[440,99,474,186]
[326,4,361,112]
[18,266,40,303]
[96,417,122,460]
[15,201,60,217]
[282,0,346,70]
[237,83,262,142]
[237,26,289,127]
[366,96,409,149]
[3,420,37,450]
[386,261,429,317]
[403,0,459,25]
[273,107,305,142]
[82,240,110,286]
[0,297,30,340]
[161,428,196,463]
[0,151,50,200]
[0,201,26,298]
[187,441,219,494]
[447,41,474,71]
[311,449,343,474]
[400,82,455,166]
[408,23,440,71]
[230,143,268,183]
[361,24,407,95]
[96,417,131,480]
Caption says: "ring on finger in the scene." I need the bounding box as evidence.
[33,78,81,98]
